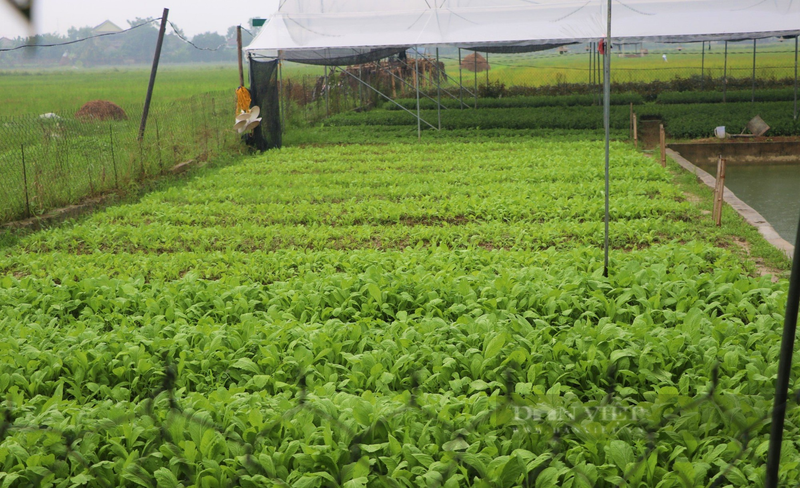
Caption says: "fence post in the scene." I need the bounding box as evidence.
[139,8,169,141]
[21,144,31,218]
[633,113,638,149]
[659,124,666,167]
[109,126,118,188]
[713,156,727,226]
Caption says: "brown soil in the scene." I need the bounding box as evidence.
[75,100,128,121]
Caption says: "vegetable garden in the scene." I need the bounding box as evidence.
[1,131,798,486]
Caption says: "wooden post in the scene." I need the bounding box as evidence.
[237,26,244,87]
[138,8,169,142]
[659,124,666,167]
[713,156,727,226]
[633,113,638,149]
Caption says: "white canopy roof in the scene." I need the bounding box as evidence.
[247,0,800,62]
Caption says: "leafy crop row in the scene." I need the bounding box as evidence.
[0,137,797,486]
[328,102,800,139]
[655,88,799,105]
[382,93,644,111]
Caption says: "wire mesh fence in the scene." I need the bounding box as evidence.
[1,358,798,486]
[0,90,241,225]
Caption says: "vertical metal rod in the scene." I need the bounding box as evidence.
[138,8,169,142]
[485,51,489,87]
[279,56,285,129]
[752,39,757,105]
[723,41,728,103]
[325,66,330,115]
[358,66,363,108]
[474,51,478,108]
[21,144,30,218]
[701,41,705,90]
[659,124,666,167]
[795,36,798,120]
[603,0,612,278]
[458,48,464,110]
[589,42,593,85]
[436,47,442,130]
[237,26,244,87]
[416,47,421,141]
[109,126,118,188]
[766,213,800,488]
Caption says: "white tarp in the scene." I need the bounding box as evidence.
[247,0,800,61]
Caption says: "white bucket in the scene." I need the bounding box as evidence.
[714,126,726,139]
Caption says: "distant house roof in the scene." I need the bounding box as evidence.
[93,21,123,34]
[0,37,14,48]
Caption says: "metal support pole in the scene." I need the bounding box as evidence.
[359,66,363,108]
[416,47,421,141]
[279,56,285,129]
[237,26,244,87]
[723,41,728,103]
[334,66,436,130]
[701,41,705,90]
[795,37,798,120]
[603,0,612,278]
[459,48,464,110]
[474,51,478,108]
[752,39,757,105]
[138,8,169,141]
[485,51,489,87]
[436,47,442,131]
[325,66,330,115]
[766,213,800,488]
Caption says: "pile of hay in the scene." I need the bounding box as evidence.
[461,53,490,73]
[75,100,128,121]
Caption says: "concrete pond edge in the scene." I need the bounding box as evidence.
[667,148,795,260]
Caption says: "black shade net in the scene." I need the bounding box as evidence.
[248,57,282,150]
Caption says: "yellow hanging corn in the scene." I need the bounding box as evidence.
[236,86,252,114]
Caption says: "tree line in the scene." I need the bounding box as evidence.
[0,18,255,67]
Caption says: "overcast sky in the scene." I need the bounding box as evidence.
[0,1,271,39]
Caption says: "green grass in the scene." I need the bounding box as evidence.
[0,65,244,117]
[462,43,799,87]
[0,130,797,486]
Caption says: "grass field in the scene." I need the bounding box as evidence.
[0,124,797,486]
[0,65,244,118]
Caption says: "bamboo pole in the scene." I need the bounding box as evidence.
[659,124,666,167]
[633,113,638,149]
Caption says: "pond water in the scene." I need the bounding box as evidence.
[699,163,800,246]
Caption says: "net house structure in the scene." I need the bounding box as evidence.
[245,0,800,146]
[244,3,800,485]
